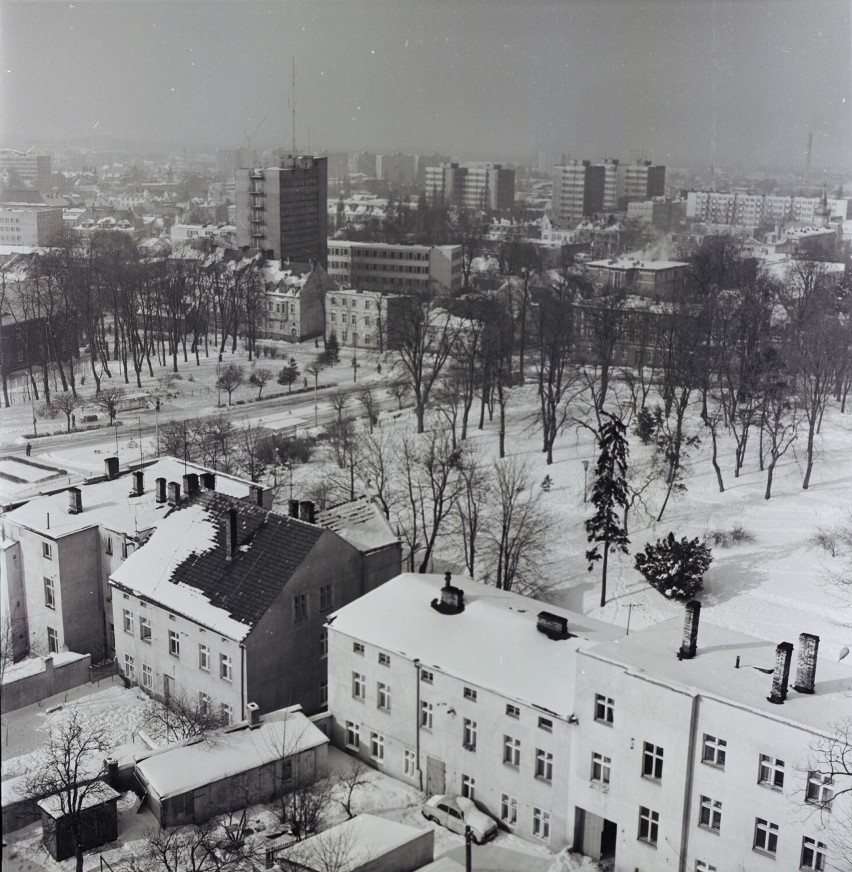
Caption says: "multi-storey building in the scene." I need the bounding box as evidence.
[586,257,690,302]
[0,150,53,192]
[598,159,620,212]
[216,147,258,182]
[376,153,417,189]
[619,161,666,205]
[424,163,515,212]
[626,198,686,231]
[324,287,407,351]
[326,240,463,294]
[235,155,328,267]
[0,190,63,246]
[552,161,603,225]
[686,191,851,229]
[260,259,334,343]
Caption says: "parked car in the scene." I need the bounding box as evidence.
[421,794,498,844]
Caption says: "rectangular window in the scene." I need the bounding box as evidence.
[353,641,365,655]
[638,806,659,845]
[461,774,475,800]
[643,742,664,780]
[370,732,384,761]
[503,736,521,767]
[352,671,366,700]
[592,752,611,784]
[44,577,55,610]
[319,628,328,659]
[421,669,433,684]
[320,678,328,707]
[500,794,518,825]
[695,863,717,872]
[124,653,135,681]
[421,701,433,730]
[538,716,553,732]
[532,807,551,841]
[139,616,152,642]
[121,541,129,559]
[123,609,134,634]
[535,749,553,782]
[319,584,333,612]
[47,626,59,653]
[377,681,391,712]
[220,654,233,682]
[198,691,210,716]
[506,703,520,718]
[806,772,834,807]
[463,718,477,751]
[754,818,779,855]
[801,836,827,871]
[345,722,360,749]
[595,694,614,725]
[198,644,210,671]
[699,796,722,832]
[758,754,785,789]
[702,734,727,768]
[463,686,477,702]
[221,703,233,726]
[142,663,153,689]
[169,629,180,657]
[293,593,308,622]
[404,749,416,778]
[106,536,113,555]
[378,652,391,666]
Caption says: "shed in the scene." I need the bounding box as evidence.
[36,781,120,861]
[135,707,328,828]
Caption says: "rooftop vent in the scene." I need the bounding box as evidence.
[104,456,119,479]
[67,487,83,515]
[224,507,238,560]
[249,485,265,507]
[183,473,199,497]
[677,600,701,660]
[200,471,216,490]
[298,500,315,524]
[155,477,167,504]
[431,571,465,615]
[793,633,820,695]
[131,470,144,497]
[768,642,794,705]
[288,499,300,518]
[246,702,260,728]
[167,481,181,506]
[537,611,572,640]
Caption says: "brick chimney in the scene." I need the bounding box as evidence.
[249,484,264,507]
[767,642,794,704]
[299,500,315,524]
[431,571,465,615]
[183,473,199,497]
[246,701,260,728]
[167,481,181,506]
[104,456,119,479]
[678,600,701,660]
[288,499,300,518]
[537,611,571,640]
[224,507,238,560]
[155,477,167,504]
[67,487,83,514]
[793,633,820,695]
[131,470,144,496]
[200,471,216,490]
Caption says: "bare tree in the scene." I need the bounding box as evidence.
[387,378,410,411]
[336,759,369,820]
[217,363,244,406]
[279,778,335,842]
[454,446,490,579]
[356,388,378,433]
[95,385,125,423]
[53,391,82,433]
[806,719,852,870]
[249,367,274,399]
[142,690,227,745]
[761,379,800,501]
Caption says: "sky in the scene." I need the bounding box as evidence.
[1,0,850,169]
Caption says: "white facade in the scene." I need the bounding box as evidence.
[686,191,850,228]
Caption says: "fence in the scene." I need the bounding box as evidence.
[1,653,92,714]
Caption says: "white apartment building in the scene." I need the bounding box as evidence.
[324,287,405,351]
[686,191,850,228]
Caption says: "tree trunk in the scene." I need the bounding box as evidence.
[765,458,776,500]
[802,418,815,489]
[600,538,609,608]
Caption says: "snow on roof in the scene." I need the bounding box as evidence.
[584,618,852,733]
[587,258,689,270]
[329,574,622,717]
[316,497,399,552]
[1,652,88,685]
[275,814,429,872]
[37,781,120,819]
[3,457,254,539]
[136,708,327,799]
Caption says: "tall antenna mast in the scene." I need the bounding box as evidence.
[291,56,297,154]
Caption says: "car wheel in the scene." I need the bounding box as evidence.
[422,811,434,822]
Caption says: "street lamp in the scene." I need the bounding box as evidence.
[582,460,590,503]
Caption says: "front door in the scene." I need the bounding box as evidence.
[426,756,446,796]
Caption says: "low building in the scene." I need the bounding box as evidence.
[135,706,327,828]
[586,257,690,302]
[37,781,119,861]
[0,190,63,246]
[261,260,334,343]
[324,287,407,352]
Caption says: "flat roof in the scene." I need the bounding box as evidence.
[37,781,120,819]
[328,573,622,718]
[587,258,689,270]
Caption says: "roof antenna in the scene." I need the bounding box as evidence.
[291,55,297,154]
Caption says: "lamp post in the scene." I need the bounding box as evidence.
[582,460,590,503]
[313,370,319,428]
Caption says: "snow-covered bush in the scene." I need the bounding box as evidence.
[634,532,713,600]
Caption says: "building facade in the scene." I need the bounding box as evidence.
[0,151,53,192]
[586,257,690,301]
[324,287,406,351]
[619,161,666,205]
[685,191,850,229]
[260,260,333,342]
[424,163,515,212]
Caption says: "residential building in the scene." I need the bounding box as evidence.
[552,161,607,225]
[424,163,515,212]
[376,153,417,189]
[0,190,63,246]
[324,287,406,351]
[416,153,451,186]
[260,259,334,343]
[685,191,851,229]
[235,155,328,267]
[327,240,463,294]
[326,572,621,847]
[0,150,53,193]
[626,198,686,231]
[619,161,666,205]
[169,223,237,248]
[586,257,690,302]
[110,491,399,720]
[0,458,257,664]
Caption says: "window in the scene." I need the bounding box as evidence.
[404,749,416,778]
[43,577,55,610]
[121,541,129,559]
[169,630,180,657]
[221,704,233,725]
[198,644,210,671]
[695,862,717,872]
[758,754,785,789]
[806,772,834,807]
[461,774,475,800]
[420,669,433,684]
[378,652,391,666]
[506,703,520,718]
[370,732,384,760]
[500,794,518,825]
[801,836,827,871]
[142,663,153,689]
[353,641,365,655]
[220,654,233,682]
[699,796,722,832]
[139,616,152,642]
[421,701,433,730]
[105,536,113,555]
[463,686,477,702]
[535,749,553,782]
[642,742,664,780]
[352,671,366,700]
[595,694,614,725]
[319,629,328,659]
[197,691,210,716]
[638,807,659,845]
[377,682,391,712]
[702,734,727,768]
[754,818,779,855]
[124,654,135,681]
[503,736,521,767]
[123,609,134,634]
[538,716,553,732]
[346,722,360,749]
[591,752,611,784]
[320,678,328,707]
[532,807,551,841]
[47,626,59,653]
[293,593,308,622]
[463,718,477,750]
[319,584,333,612]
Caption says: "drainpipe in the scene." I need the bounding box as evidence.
[414,658,422,791]
[240,642,247,723]
[678,694,701,872]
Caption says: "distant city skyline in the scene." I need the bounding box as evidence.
[1,0,849,170]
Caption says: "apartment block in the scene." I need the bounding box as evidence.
[0,150,53,192]
[619,161,666,205]
[324,287,407,351]
[424,163,515,212]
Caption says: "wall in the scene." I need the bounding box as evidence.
[1,653,91,713]
[1,538,28,661]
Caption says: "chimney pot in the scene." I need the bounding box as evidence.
[104,456,119,479]
[299,500,315,524]
[224,507,238,559]
[155,477,167,504]
[793,633,820,694]
[67,487,83,515]
[246,701,260,728]
[167,481,181,506]
[678,600,701,660]
[288,499,300,518]
[768,642,794,704]
[132,470,144,496]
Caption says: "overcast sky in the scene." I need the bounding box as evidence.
[1,0,849,168]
